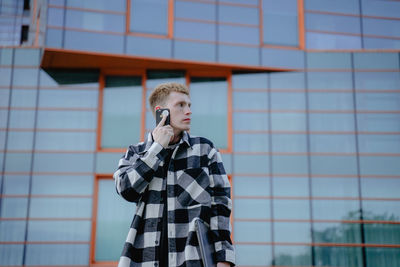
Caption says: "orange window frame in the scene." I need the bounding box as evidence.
[259,0,305,50]
[126,0,175,39]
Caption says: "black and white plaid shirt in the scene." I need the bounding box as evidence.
[114,131,235,267]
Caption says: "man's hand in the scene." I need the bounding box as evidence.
[217,262,230,267]
[152,113,173,148]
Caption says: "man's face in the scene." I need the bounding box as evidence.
[164,91,192,133]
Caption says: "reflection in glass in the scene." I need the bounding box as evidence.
[313,200,360,220]
[312,178,359,198]
[190,77,227,149]
[96,179,134,261]
[313,223,362,243]
[362,200,400,222]
[314,246,363,267]
[274,245,312,266]
[366,247,400,267]
[102,76,142,148]
[364,224,400,245]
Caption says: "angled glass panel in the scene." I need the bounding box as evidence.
[2,175,30,194]
[357,113,400,132]
[10,89,37,108]
[39,89,98,109]
[272,155,308,175]
[363,37,400,49]
[271,113,306,131]
[270,72,305,89]
[309,113,355,132]
[14,49,40,66]
[33,152,94,173]
[47,7,64,27]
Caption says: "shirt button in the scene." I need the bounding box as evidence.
[154,263,158,267]
[160,197,164,202]
[155,240,159,245]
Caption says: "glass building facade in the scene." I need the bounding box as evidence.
[1,0,400,266]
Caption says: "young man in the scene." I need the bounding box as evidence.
[114,82,235,267]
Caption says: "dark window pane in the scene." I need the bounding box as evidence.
[364,224,400,245]
[314,246,363,267]
[366,247,400,267]
[274,246,312,266]
[130,0,168,35]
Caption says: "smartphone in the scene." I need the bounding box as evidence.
[155,108,170,126]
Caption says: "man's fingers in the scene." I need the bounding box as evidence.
[157,113,167,127]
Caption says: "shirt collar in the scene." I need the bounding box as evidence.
[144,131,192,152]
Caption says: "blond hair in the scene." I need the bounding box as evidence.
[149,82,189,115]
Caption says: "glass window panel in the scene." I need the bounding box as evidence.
[222,0,258,5]
[312,178,359,198]
[218,45,259,66]
[362,0,400,19]
[0,68,12,86]
[234,133,269,152]
[309,134,356,153]
[33,152,94,173]
[235,244,272,266]
[233,176,270,197]
[174,21,216,42]
[37,110,97,129]
[262,0,298,46]
[219,24,259,45]
[40,69,99,88]
[233,92,268,110]
[234,198,270,219]
[313,200,360,220]
[360,156,400,176]
[309,92,354,110]
[175,1,216,21]
[65,10,124,33]
[96,179,134,261]
[0,130,5,150]
[234,154,269,174]
[219,5,258,25]
[0,48,13,65]
[64,30,124,54]
[306,13,361,34]
[0,245,23,266]
[0,198,28,218]
[146,71,185,90]
[363,18,400,38]
[353,52,399,70]
[45,28,63,48]
[8,110,35,129]
[10,89,37,107]
[362,200,400,222]
[127,35,172,58]
[25,244,89,265]
[174,40,216,62]
[31,175,93,195]
[306,32,362,49]
[272,155,308,175]
[357,93,400,111]
[262,47,305,69]
[190,78,227,149]
[29,198,92,218]
[234,221,271,242]
[307,52,352,69]
[314,246,363,267]
[0,221,26,241]
[271,113,306,131]
[14,49,40,66]
[274,222,311,242]
[309,113,355,132]
[366,247,400,267]
[357,113,400,132]
[47,7,64,27]
[130,0,168,35]
[232,73,268,89]
[273,177,309,197]
[311,155,358,175]
[12,68,39,87]
[354,72,400,90]
[304,0,360,14]
[307,72,353,90]
[233,112,269,131]
[274,246,312,266]
[39,89,98,108]
[2,175,30,194]
[361,178,400,199]
[273,199,310,220]
[28,221,91,241]
[35,131,96,151]
[364,223,400,245]
[67,0,126,12]
[271,92,306,110]
[96,152,123,174]
[270,71,305,89]
[363,37,400,50]
[313,222,361,243]
[5,153,32,173]
[7,131,34,150]
[0,88,10,106]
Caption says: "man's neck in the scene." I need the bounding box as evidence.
[169,131,183,145]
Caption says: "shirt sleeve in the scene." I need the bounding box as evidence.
[208,147,236,265]
[113,142,168,203]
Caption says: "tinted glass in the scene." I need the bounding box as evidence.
[67,0,126,12]
[234,198,270,219]
[234,133,269,152]
[37,110,97,130]
[311,155,358,175]
[271,92,306,110]
[364,224,400,245]
[39,89,98,109]
[218,45,259,66]
[0,221,26,241]
[274,245,312,266]
[232,73,268,89]
[234,154,270,174]
[366,247,400,267]
[308,92,354,110]
[314,246,363,267]
[272,155,308,175]
[305,0,360,14]
[306,13,361,34]
[174,21,216,41]
[218,24,259,45]
[274,222,311,242]
[130,0,168,35]
[64,30,124,54]
[309,134,356,153]
[29,198,92,218]
[31,175,93,195]
[307,52,352,69]
[312,177,359,197]
[25,244,89,265]
[233,92,268,110]
[271,113,306,131]
[273,199,310,220]
[273,177,309,197]
[361,0,400,18]
[363,18,400,38]
[313,222,362,243]
[353,52,399,69]
[175,1,216,21]
[27,221,91,241]
[361,178,400,198]
[306,32,362,49]
[235,244,272,266]
[65,10,125,33]
[313,200,360,220]
[234,221,271,242]
[233,176,270,197]
[219,5,258,25]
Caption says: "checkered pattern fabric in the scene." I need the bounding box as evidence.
[114,131,235,267]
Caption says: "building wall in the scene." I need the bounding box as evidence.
[0,0,400,266]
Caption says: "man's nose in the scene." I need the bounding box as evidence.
[185,106,192,115]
